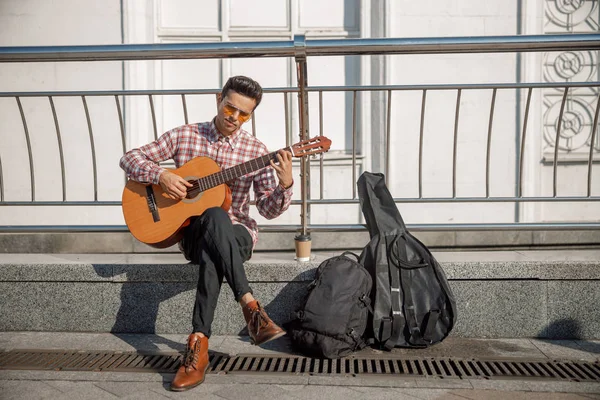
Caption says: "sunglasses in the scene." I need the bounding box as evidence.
[222,103,252,123]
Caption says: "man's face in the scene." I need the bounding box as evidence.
[215,91,256,136]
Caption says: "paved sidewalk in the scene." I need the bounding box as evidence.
[1,332,599,399]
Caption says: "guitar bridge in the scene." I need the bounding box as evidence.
[145,186,160,222]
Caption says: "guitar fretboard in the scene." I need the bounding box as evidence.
[191,148,289,194]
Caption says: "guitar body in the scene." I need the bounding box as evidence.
[122,157,232,249]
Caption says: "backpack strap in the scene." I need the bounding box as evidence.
[388,234,430,348]
[359,293,373,314]
[374,239,393,346]
[384,234,407,350]
[341,251,360,261]
[422,309,440,344]
[347,328,368,351]
[380,317,392,347]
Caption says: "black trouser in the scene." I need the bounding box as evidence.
[181,207,253,337]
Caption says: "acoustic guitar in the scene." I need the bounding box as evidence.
[122,136,331,248]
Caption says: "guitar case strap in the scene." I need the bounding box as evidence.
[385,234,405,350]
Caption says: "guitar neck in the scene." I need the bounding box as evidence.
[196,147,290,191]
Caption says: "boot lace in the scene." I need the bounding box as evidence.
[184,341,200,368]
[250,307,270,337]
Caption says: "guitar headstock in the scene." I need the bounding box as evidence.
[289,136,332,157]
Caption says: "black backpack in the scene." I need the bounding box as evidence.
[287,252,373,359]
[357,171,457,349]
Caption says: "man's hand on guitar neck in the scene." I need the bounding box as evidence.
[270,150,293,190]
[159,171,193,200]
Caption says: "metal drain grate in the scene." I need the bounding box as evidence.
[1,350,599,382]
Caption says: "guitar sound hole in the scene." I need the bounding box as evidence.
[182,177,203,204]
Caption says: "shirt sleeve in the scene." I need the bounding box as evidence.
[253,155,293,220]
[119,128,179,184]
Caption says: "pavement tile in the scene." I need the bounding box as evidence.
[121,390,173,400]
[307,375,418,388]
[212,383,298,400]
[206,374,308,385]
[44,380,120,399]
[524,381,600,394]
[160,390,225,400]
[1,379,65,400]
[450,389,589,399]
[467,379,538,392]
[275,384,309,392]
[469,379,600,395]
[378,337,545,359]
[91,333,190,353]
[288,384,375,400]
[530,340,600,362]
[0,369,163,383]
[348,387,425,400]
[0,332,98,351]
[414,379,473,389]
[94,381,168,397]
[573,341,600,360]
[351,387,463,400]
[0,332,191,353]
[578,394,600,399]
[157,383,228,399]
[214,335,295,355]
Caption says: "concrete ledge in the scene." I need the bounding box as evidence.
[0,251,599,339]
[2,230,600,253]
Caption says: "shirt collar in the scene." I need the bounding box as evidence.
[209,119,242,150]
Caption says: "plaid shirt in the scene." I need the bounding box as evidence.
[119,121,293,247]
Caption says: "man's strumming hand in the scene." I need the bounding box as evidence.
[159,170,193,200]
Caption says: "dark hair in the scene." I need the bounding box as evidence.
[221,75,263,109]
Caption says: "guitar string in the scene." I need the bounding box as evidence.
[182,141,325,197]
[182,150,281,198]
[178,141,326,198]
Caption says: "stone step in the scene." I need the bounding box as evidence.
[1,250,599,339]
[2,229,600,253]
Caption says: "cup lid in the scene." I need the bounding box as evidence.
[294,234,311,241]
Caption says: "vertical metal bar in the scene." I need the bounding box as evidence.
[48,96,66,201]
[452,89,462,198]
[0,155,4,201]
[81,96,98,201]
[518,88,532,198]
[319,90,324,200]
[587,92,600,197]
[418,90,427,199]
[251,112,256,137]
[115,96,126,155]
[553,87,569,197]
[385,90,392,183]
[352,90,357,199]
[148,94,158,141]
[181,94,189,125]
[486,88,497,198]
[295,35,310,237]
[115,95,127,185]
[16,97,35,201]
[514,7,523,222]
[284,92,290,147]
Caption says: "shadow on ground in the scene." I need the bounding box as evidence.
[538,318,600,354]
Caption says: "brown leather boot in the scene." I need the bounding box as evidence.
[242,300,286,346]
[170,333,209,392]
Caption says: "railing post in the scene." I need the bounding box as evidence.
[294,35,312,260]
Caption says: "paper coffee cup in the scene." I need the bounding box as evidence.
[294,234,311,262]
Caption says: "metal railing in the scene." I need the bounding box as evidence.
[1,34,600,234]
